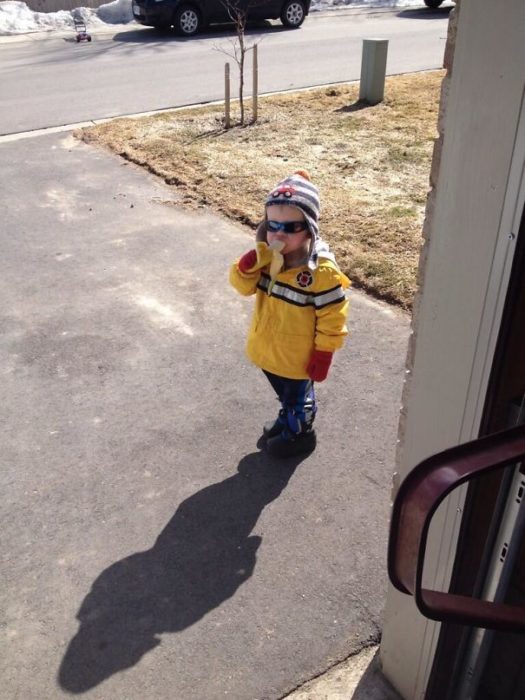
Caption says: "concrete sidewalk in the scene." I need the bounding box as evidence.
[1,132,408,699]
[285,645,400,699]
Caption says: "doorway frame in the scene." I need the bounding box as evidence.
[379,1,525,697]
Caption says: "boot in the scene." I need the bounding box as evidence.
[262,410,286,439]
[266,429,317,458]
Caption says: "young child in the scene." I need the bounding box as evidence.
[229,171,350,458]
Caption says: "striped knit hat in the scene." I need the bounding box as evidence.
[265,170,320,242]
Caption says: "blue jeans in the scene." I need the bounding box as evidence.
[263,371,316,435]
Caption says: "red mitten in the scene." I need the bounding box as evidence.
[306,350,333,382]
[238,249,258,273]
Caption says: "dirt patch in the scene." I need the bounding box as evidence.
[79,70,444,309]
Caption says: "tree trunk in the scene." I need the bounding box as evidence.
[238,18,245,125]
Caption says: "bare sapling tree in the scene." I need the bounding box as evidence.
[215,0,262,127]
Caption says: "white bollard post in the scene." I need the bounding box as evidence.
[359,38,389,105]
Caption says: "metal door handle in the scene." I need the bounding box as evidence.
[388,423,525,631]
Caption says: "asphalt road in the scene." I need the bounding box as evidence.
[0,131,410,699]
[0,6,451,135]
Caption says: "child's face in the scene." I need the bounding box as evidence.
[265,204,310,256]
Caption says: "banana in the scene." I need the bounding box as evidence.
[268,240,285,280]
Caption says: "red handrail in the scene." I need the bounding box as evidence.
[388,423,525,631]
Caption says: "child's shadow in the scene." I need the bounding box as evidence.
[58,452,300,693]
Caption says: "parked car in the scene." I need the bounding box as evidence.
[424,0,444,7]
[132,0,311,35]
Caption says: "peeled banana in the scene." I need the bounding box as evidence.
[268,240,285,280]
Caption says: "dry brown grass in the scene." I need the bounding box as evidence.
[80,70,444,309]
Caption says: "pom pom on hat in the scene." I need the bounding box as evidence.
[294,169,311,181]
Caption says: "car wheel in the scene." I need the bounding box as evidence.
[280,0,306,28]
[174,5,200,36]
[424,0,444,7]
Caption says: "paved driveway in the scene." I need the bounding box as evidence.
[1,133,410,699]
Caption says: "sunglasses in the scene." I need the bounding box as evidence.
[266,220,308,234]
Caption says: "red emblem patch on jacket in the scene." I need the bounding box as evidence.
[296,270,313,288]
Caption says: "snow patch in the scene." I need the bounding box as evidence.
[314,0,426,7]
[0,1,79,33]
[0,0,130,34]
[96,0,133,24]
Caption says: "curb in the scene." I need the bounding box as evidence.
[0,68,445,143]
[0,78,358,142]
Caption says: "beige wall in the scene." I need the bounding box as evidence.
[380,0,525,698]
[26,0,106,11]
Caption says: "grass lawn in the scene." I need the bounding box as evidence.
[79,70,444,309]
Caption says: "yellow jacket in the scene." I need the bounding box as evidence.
[230,249,350,380]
